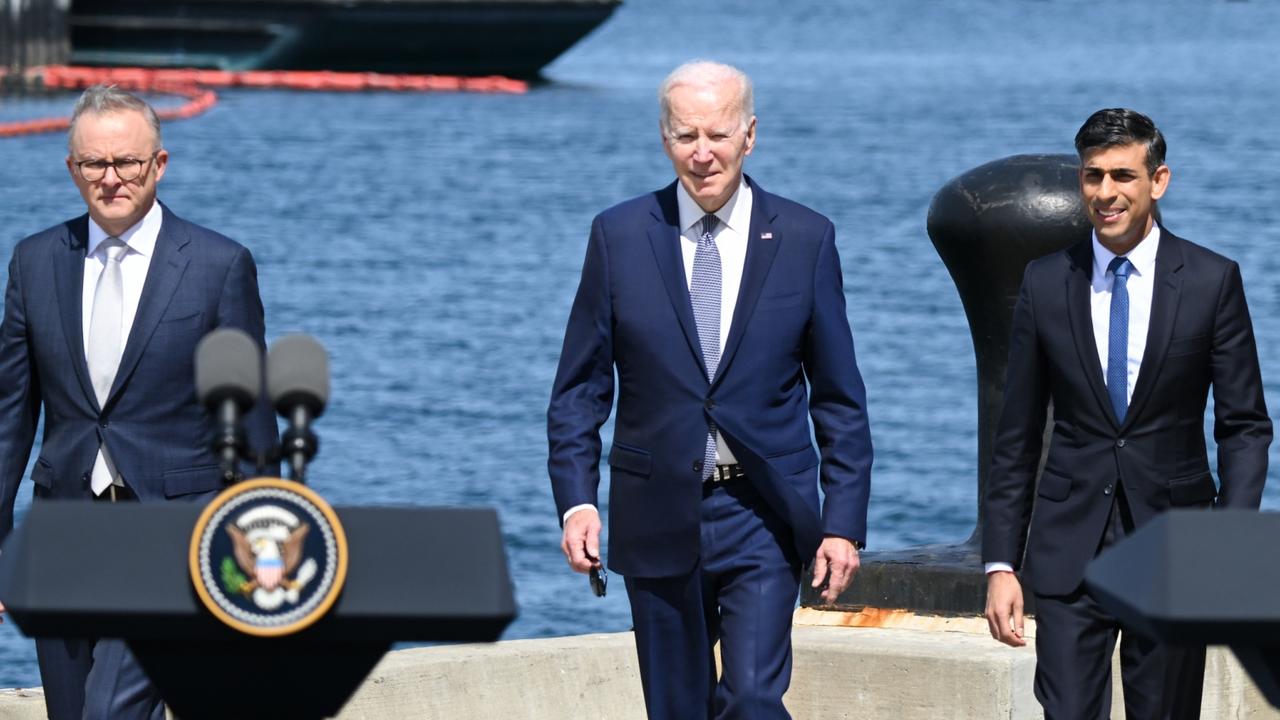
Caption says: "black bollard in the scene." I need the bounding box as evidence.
[928,154,1093,538]
[803,154,1092,613]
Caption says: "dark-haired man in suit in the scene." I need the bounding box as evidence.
[548,60,873,718]
[983,108,1271,719]
[0,84,277,719]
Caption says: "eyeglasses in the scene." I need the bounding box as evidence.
[73,152,159,182]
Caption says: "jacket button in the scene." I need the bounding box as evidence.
[705,398,715,410]
[692,460,703,473]
[1103,483,1114,495]
[1116,438,1126,448]
[99,420,108,428]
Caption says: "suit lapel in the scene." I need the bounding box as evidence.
[647,184,707,375]
[714,179,779,389]
[1122,230,1184,429]
[107,205,191,406]
[51,216,99,409]
[1064,240,1117,427]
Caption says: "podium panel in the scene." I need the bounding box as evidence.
[1086,510,1280,707]
[0,501,517,718]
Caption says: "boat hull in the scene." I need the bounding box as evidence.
[69,0,619,77]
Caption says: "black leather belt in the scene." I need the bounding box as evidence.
[707,464,747,484]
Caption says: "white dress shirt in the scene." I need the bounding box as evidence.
[563,179,753,524]
[83,201,161,356]
[985,223,1161,575]
[676,177,751,468]
[1089,224,1160,404]
[83,200,162,489]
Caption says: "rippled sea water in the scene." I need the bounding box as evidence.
[1,0,1279,689]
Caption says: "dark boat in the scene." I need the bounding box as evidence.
[68,0,620,78]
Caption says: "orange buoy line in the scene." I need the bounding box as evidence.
[0,65,529,138]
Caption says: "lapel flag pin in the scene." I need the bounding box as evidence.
[761,232,773,240]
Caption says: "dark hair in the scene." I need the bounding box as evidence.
[1074,108,1166,176]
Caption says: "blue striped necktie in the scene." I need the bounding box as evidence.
[1107,256,1133,422]
[690,214,720,480]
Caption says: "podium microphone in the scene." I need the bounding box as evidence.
[194,329,262,484]
[267,334,329,483]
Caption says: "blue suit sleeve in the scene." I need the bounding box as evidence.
[547,217,615,524]
[0,249,41,544]
[804,223,873,546]
[216,245,279,477]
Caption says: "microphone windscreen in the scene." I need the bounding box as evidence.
[267,334,330,416]
[195,328,262,409]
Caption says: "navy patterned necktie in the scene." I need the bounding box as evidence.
[1107,256,1133,423]
[690,214,721,480]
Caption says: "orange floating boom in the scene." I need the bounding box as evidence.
[0,65,527,137]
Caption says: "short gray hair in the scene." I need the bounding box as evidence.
[658,60,754,135]
[67,84,163,151]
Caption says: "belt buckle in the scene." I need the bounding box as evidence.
[713,464,741,484]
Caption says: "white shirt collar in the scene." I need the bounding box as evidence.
[1092,222,1161,279]
[676,177,752,236]
[87,200,163,258]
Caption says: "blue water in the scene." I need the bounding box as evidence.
[1,0,1280,690]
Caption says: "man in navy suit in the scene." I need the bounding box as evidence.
[0,85,277,719]
[548,61,873,718]
[983,109,1271,719]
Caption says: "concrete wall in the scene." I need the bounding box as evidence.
[1,624,1276,718]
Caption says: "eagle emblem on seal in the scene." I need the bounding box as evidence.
[191,478,347,636]
[219,505,318,610]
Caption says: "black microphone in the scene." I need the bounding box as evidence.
[267,334,329,483]
[194,328,262,484]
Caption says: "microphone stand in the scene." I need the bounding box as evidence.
[215,399,246,485]
[281,405,319,484]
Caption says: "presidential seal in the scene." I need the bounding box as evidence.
[190,477,348,637]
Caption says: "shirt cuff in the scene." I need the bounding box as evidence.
[563,504,597,525]
[985,562,1015,574]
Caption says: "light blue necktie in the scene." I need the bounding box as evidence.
[690,214,720,480]
[88,237,128,494]
[1107,257,1133,423]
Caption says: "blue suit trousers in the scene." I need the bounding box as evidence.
[37,637,164,720]
[625,479,801,720]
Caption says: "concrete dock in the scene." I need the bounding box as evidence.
[1,611,1275,718]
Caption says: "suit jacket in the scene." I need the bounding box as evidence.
[547,178,873,578]
[0,203,279,544]
[982,228,1271,596]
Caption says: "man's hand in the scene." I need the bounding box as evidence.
[811,535,860,604]
[561,508,602,574]
[985,571,1026,647]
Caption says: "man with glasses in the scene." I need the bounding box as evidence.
[0,84,277,719]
